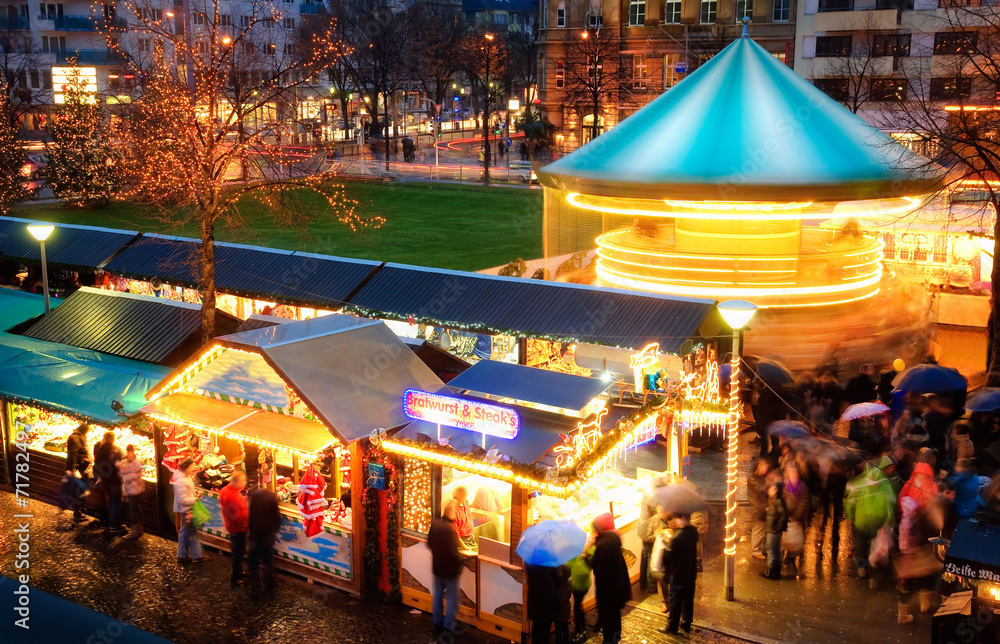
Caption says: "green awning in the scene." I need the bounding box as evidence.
[0,332,169,424]
[0,288,61,331]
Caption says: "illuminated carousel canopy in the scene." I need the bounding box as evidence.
[538,36,945,202]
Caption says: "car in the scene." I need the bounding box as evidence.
[21,154,47,180]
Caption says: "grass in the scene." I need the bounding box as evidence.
[11,180,544,272]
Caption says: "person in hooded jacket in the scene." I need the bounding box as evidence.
[526,563,571,644]
[590,513,631,644]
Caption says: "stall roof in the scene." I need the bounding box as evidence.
[0,332,169,424]
[0,216,140,269]
[345,263,717,352]
[400,336,470,378]
[102,234,382,307]
[396,404,578,466]
[944,517,1000,578]
[141,392,338,453]
[0,288,61,331]
[233,313,293,333]
[447,360,610,413]
[22,287,205,365]
[149,316,446,444]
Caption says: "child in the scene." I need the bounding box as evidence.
[761,482,787,580]
[567,544,595,643]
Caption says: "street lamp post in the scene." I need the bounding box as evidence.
[482,43,492,181]
[507,98,519,166]
[27,225,54,314]
[717,299,757,602]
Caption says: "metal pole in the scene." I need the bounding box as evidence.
[724,326,739,601]
[39,240,49,315]
[435,116,439,167]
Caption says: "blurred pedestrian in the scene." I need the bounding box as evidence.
[845,364,877,405]
[782,464,809,578]
[948,458,980,521]
[748,458,771,560]
[659,513,699,637]
[220,470,249,587]
[427,503,467,641]
[93,431,125,534]
[590,513,630,644]
[845,460,895,582]
[761,482,787,580]
[638,474,670,591]
[64,423,92,522]
[172,458,206,564]
[567,544,594,643]
[248,483,281,596]
[527,563,571,644]
[117,444,145,540]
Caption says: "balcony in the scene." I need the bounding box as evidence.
[55,49,125,65]
[41,15,127,31]
[0,16,30,30]
[300,2,321,13]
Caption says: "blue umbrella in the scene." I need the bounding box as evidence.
[894,364,967,395]
[967,388,1000,413]
[516,520,587,567]
[768,420,811,438]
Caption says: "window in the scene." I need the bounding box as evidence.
[872,33,910,57]
[29,69,38,88]
[492,12,507,23]
[933,31,976,55]
[818,0,852,9]
[193,11,205,25]
[555,59,564,88]
[265,42,276,55]
[929,77,972,100]
[664,0,681,22]
[633,54,647,88]
[700,0,716,23]
[556,1,565,26]
[283,42,296,55]
[283,0,292,4]
[628,0,645,26]
[196,39,209,54]
[284,17,295,29]
[41,35,64,52]
[735,0,752,22]
[664,53,681,87]
[588,60,602,83]
[263,17,275,28]
[220,14,232,26]
[240,14,251,27]
[772,0,789,21]
[814,78,849,101]
[588,12,602,27]
[137,37,150,52]
[815,34,852,57]
[870,78,906,101]
[140,8,162,21]
[39,3,62,19]
[42,69,51,89]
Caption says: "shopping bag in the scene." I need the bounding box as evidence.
[781,520,805,554]
[869,525,893,569]
[191,499,211,529]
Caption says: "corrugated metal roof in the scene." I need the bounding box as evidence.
[447,360,610,412]
[233,313,292,333]
[345,263,717,352]
[23,286,202,364]
[103,235,381,307]
[0,216,140,269]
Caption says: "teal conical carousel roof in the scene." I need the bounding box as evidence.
[539,36,945,202]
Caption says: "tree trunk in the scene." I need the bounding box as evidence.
[200,214,217,344]
[988,218,1000,387]
[483,82,491,185]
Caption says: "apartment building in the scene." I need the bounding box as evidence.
[536,0,796,151]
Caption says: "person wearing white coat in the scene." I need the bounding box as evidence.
[117,445,145,540]
[172,458,206,563]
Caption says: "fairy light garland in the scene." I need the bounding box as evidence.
[402,458,432,533]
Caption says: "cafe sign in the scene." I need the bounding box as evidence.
[403,390,519,439]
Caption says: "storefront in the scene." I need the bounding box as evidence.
[936,517,1000,644]
[138,314,446,594]
[382,355,722,640]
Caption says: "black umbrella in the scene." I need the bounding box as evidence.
[744,355,795,389]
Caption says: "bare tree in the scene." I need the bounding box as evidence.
[506,26,538,106]
[409,4,464,111]
[460,27,508,183]
[560,14,630,144]
[0,22,52,129]
[109,0,380,340]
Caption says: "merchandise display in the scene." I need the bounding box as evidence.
[13,404,156,482]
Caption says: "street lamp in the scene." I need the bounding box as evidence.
[27,224,54,314]
[482,32,494,184]
[717,299,757,602]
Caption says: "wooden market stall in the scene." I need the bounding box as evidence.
[139,314,446,594]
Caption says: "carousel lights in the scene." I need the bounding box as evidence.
[566,192,819,221]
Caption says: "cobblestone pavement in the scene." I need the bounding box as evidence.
[0,491,753,644]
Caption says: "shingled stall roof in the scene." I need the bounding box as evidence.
[22,287,238,366]
[0,217,139,270]
[102,234,382,307]
[345,263,718,353]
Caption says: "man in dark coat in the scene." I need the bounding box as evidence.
[590,513,630,644]
[526,564,571,644]
[93,431,124,533]
[761,482,788,580]
[845,364,877,406]
[64,423,91,522]
[248,485,281,595]
[660,514,699,637]
[427,503,467,640]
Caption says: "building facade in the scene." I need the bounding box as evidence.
[535,0,796,151]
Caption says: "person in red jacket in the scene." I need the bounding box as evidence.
[219,471,249,587]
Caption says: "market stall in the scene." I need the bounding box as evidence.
[0,330,168,529]
[936,516,1000,644]
[139,314,446,594]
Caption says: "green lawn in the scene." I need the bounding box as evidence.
[12,181,544,271]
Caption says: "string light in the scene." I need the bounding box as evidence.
[402,458,432,533]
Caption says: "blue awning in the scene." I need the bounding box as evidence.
[447,360,610,413]
[945,518,1000,578]
[0,288,61,331]
[0,332,169,424]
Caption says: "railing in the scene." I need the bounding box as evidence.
[47,15,127,30]
[0,16,30,30]
[55,49,125,65]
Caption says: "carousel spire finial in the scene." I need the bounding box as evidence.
[741,17,750,38]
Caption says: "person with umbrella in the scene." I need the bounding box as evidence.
[657,513,699,637]
[516,520,585,644]
[590,513,630,644]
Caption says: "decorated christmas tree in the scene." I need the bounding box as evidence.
[0,98,28,213]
